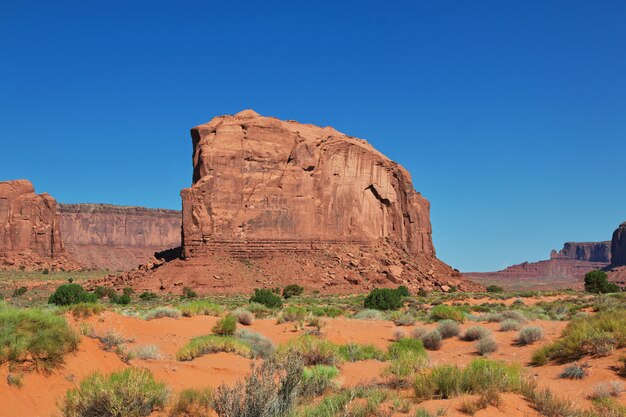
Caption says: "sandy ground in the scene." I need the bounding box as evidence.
[1,308,625,417]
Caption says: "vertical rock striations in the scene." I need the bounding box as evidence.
[610,222,626,267]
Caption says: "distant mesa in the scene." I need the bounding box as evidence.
[99,110,482,294]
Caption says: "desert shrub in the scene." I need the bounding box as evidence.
[278,335,340,366]
[310,306,343,318]
[429,305,465,322]
[232,308,254,325]
[388,338,427,359]
[461,359,522,393]
[421,330,443,350]
[94,286,116,299]
[591,397,626,417]
[213,352,303,417]
[413,365,463,400]
[585,270,620,294]
[250,288,283,308]
[338,343,387,362]
[619,355,626,377]
[247,302,272,318]
[522,385,583,417]
[111,293,131,305]
[170,387,213,417]
[123,287,134,296]
[518,326,544,345]
[235,330,275,359]
[352,309,385,320]
[391,311,416,326]
[59,368,169,417]
[49,283,96,306]
[560,364,588,379]
[97,331,127,351]
[411,327,429,340]
[144,307,181,320]
[486,285,504,293]
[281,306,308,322]
[179,300,222,317]
[437,320,460,338]
[282,284,304,299]
[212,314,237,336]
[12,286,27,297]
[501,310,527,321]
[7,373,23,388]
[396,285,411,297]
[392,329,406,341]
[182,287,198,298]
[476,336,498,355]
[133,344,162,360]
[300,365,339,399]
[589,381,623,399]
[67,302,105,318]
[176,335,252,361]
[0,306,79,370]
[462,326,490,341]
[139,291,159,301]
[500,319,521,331]
[363,288,403,311]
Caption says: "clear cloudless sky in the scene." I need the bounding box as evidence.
[1,0,625,272]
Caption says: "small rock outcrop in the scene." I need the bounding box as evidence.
[58,204,181,271]
[0,180,77,270]
[97,110,481,294]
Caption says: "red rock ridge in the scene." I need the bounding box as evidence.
[58,204,181,271]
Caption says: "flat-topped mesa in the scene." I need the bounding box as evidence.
[58,203,181,271]
[0,179,78,269]
[550,241,612,263]
[181,110,434,259]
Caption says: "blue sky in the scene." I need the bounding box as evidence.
[1,1,625,272]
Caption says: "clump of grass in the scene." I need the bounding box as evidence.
[559,363,588,379]
[67,302,105,318]
[430,305,465,322]
[438,320,460,338]
[278,335,340,366]
[338,342,387,362]
[246,302,272,318]
[97,330,128,351]
[179,300,223,317]
[391,311,416,326]
[170,387,213,417]
[235,329,275,359]
[212,314,237,336]
[0,306,79,370]
[143,307,181,320]
[59,368,169,417]
[352,309,385,320]
[518,326,544,345]
[522,384,583,417]
[411,327,429,340]
[133,344,162,360]
[476,336,498,356]
[213,351,302,417]
[591,397,626,417]
[392,329,406,341]
[231,308,254,325]
[531,310,626,365]
[462,326,490,341]
[388,338,427,358]
[280,306,308,322]
[414,364,463,400]
[7,373,23,388]
[176,335,252,361]
[589,381,623,399]
[300,365,340,399]
[12,286,28,297]
[421,330,443,350]
[499,319,521,331]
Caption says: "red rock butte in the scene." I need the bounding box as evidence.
[101,110,481,293]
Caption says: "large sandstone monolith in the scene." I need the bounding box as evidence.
[0,179,76,269]
[610,222,626,267]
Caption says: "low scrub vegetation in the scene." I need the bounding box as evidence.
[235,329,275,359]
[278,335,341,366]
[144,307,181,320]
[462,326,490,341]
[300,365,339,399]
[48,283,96,306]
[59,368,169,417]
[429,305,465,322]
[518,326,544,345]
[0,306,79,370]
[170,387,213,417]
[363,288,404,311]
[559,363,588,379]
[66,302,105,318]
[282,284,304,299]
[421,330,443,350]
[212,314,237,336]
[250,288,283,308]
[176,335,252,361]
[338,342,387,362]
[179,300,222,317]
[476,336,498,356]
[437,319,460,338]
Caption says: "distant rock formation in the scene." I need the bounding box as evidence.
[466,241,612,290]
[99,110,482,293]
[610,222,626,267]
[0,180,78,270]
[58,204,181,271]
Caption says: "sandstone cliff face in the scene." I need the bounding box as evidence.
[0,180,77,269]
[610,222,626,267]
[550,241,611,263]
[181,109,433,259]
[58,204,181,271]
[97,110,481,294]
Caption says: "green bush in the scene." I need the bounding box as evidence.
[437,320,461,338]
[179,300,223,317]
[59,368,169,417]
[0,306,79,370]
[67,303,105,318]
[421,330,443,350]
[338,343,387,362]
[12,286,27,297]
[278,335,340,366]
[476,336,498,355]
[250,288,283,308]
[170,387,213,417]
[111,293,131,305]
[363,288,403,311]
[212,314,237,336]
[429,305,465,322]
[300,365,340,399]
[486,285,504,293]
[176,335,252,361]
[182,286,198,298]
[49,283,96,306]
[414,365,462,400]
[388,338,427,359]
[281,306,308,322]
[139,291,158,301]
[462,326,491,341]
[94,286,116,299]
[518,326,544,345]
[396,285,411,297]
[282,284,304,299]
[585,270,620,293]
[235,329,275,359]
[143,307,181,320]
